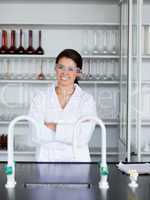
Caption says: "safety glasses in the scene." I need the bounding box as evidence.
[55,63,81,73]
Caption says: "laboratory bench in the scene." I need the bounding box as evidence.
[0,162,150,200]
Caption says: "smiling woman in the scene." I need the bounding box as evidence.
[28,49,97,162]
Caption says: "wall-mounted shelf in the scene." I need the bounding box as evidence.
[0,23,120,29]
[142,55,150,59]
[0,54,120,59]
[0,151,35,155]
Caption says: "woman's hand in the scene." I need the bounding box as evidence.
[44,122,57,131]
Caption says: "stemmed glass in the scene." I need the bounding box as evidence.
[95,59,101,80]
[111,29,118,54]
[110,60,119,80]
[50,59,56,80]
[102,29,109,54]
[82,30,90,55]
[22,60,29,80]
[44,59,51,80]
[88,59,94,80]
[10,60,17,80]
[37,60,45,80]
[101,60,108,80]
[0,60,4,79]
[92,30,100,55]
[80,59,88,80]
[30,59,37,80]
[4,60,10,80]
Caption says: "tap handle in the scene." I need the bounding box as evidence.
[100,165,109,176]
[4,165,13,175]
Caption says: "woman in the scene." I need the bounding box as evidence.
[29,49,97,162]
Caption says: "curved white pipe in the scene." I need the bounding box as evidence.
[5,115,39,188]
[73,116,109,189]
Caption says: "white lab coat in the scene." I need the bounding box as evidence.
[28,83,97,162]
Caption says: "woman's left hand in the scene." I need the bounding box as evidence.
[44,122,57,131]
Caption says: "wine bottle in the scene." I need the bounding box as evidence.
[25,30,35,54]
[16,29,25,54]
[35,30,44,55]
[8,30,17,54]
[0,30,8,54]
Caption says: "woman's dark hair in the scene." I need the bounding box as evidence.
[56,49,82,84]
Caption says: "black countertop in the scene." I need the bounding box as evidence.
[0,162,150,200]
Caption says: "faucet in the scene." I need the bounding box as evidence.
[73,116,109,189]
[5,115,39,188]
[5,115,108,189]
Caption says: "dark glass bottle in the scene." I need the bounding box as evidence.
[4,135,7,150]
[8,30,17,54]
[35,30,44,55]
[0,30,8,54]
[0,135,2,150]
[16,29,25,54]
[1,134,4,150]
[25,30,35,54]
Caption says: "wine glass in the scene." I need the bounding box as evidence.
[110,60,119,80]
[87,59,94,80]
[34,30,44,55]
[8,30,17,54]
[44,59,51,80]
[101,60,108,80]
[4,60,10,80]
[82,30,90,55]
[111,29,118,54]
[48,59,56,80]
[95,59,101,80]
[25,30,35,54]
[16,29,25,54]
[102,29,109,54]
[80,59,88,80]
[92,30,100,55]
[37,60,45,80]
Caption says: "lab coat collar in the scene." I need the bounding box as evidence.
[49,83,82,111]
[50,83,82,98]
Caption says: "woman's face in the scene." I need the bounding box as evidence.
[55,57,80,87]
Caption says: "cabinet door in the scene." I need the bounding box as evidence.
[119,0,129,161]
[120,0,142,161]
[130,0,142,161]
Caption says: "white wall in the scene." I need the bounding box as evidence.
[0,3,119,24]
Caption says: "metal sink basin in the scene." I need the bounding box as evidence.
[24,183,92,189]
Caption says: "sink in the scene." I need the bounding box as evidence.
[24,183,92,189]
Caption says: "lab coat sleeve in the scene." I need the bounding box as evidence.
[55,95,97,146]
[28,93,55,145]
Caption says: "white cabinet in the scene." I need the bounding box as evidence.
[0,0,121,161]
[119,0,150,162]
